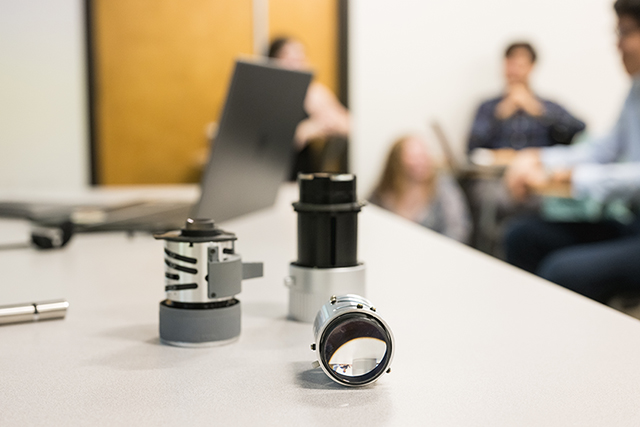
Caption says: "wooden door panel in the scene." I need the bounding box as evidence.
[93,0,253,184]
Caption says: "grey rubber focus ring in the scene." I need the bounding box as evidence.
[159,302,241,346]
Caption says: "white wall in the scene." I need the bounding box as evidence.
[0,0,88,190]
[350,0,630,196]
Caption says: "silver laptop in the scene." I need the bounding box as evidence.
[193,59,311,221]
[0,59,312,232]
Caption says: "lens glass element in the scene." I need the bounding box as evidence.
[320,313,391,385]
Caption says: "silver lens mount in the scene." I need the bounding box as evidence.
[312,294,394,387]
[154,218,263,347]
[286,263,366,323]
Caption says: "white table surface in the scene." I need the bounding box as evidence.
[2,184,640,426]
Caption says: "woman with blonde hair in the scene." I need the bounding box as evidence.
[369,135,472,243]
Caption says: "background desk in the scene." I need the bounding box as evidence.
[2,184,640,426]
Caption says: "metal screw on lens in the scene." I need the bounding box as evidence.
[311,294,395,387]
[154,218,263,347]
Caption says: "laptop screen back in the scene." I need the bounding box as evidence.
[193,59,312,222]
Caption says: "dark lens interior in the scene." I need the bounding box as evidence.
[320,312,391,385]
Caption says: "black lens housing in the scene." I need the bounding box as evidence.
[293,174,363,268]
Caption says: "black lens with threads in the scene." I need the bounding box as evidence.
[293,173,363,268]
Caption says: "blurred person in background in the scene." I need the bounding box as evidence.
[503,0,640,303]
[466,42,586,254]
[268,37,350,178]
[468,42,585,155]
[370,135,472,244]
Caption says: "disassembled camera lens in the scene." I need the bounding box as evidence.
[154,218,263,347]
[311,295,394,387]
[286,173,366,322]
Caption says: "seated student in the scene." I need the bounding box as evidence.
[268,37,350,178]
[503,0,640,303]
[369,135,472,244]
[468,42,585,155]
[466,42,586,254]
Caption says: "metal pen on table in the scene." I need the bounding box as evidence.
[0,300,68,325]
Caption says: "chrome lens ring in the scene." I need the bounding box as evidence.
[313,295,394,387]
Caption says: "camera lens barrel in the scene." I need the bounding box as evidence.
[294,173,362,268]
[154,218,263,347]
[286,174,366,323]
[311,294,394,387]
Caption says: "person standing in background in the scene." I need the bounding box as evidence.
[268,37,350,178]
[370,135,472,244]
